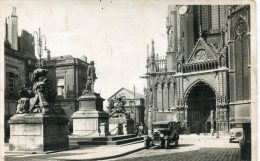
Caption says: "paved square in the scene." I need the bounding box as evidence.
[111,135,241,161]
[5,135,242,161]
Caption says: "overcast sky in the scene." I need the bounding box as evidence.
[1,0,256,104]
[0,0,172,103]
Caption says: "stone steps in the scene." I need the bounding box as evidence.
[107,134,136,141]
[69,135,143,146]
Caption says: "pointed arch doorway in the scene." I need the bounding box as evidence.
[186,81,216,134]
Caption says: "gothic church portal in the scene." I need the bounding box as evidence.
[144,5,251,134]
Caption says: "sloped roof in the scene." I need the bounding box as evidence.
[108,87,144,101]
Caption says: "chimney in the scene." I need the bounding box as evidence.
[81,55,87,63]
[11,7,17,16]
[5,17,8,40]
[47,50,51,60]
[10,7,18,50]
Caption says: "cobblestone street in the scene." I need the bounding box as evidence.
[111,135,241,161]
[4,134,243,161]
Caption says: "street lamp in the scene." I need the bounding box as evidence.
[33,28,48,68]
[133,85,136,123]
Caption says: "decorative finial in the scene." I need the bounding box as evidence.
[221,30,225,47]
[199,25,202,37]
[147,43,149,58]
[151,39,155,56]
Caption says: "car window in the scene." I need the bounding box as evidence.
[231,123,243,128]
[153,124,168,128]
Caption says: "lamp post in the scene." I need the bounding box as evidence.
[33,28,48,68]
[133,85,136,123]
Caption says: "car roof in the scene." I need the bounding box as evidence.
[152,121,177,125]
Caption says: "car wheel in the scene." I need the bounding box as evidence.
[165,140,170,149]
[175,140,178,147]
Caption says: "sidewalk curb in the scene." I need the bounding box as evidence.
[82,146,145,161]
[94,147,145,160]
[5,146,80,155]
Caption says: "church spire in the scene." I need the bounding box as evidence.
[5,17,8,40]
[147,43,149,58]
[151,39,155,56]
[150,39,156,72]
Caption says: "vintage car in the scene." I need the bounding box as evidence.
[144,121,180,149]
[229,122,243,143]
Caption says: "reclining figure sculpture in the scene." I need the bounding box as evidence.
[16,68,64,114]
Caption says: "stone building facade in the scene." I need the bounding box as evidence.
[4,8,37,141]
[43,55,89,118]
[144,5,251,134]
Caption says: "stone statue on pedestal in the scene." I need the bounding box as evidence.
[72,60,109,137]
[10,67,68,152]
[83,61,97,94]
[108,95,135,135]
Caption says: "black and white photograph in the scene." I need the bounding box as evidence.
[0,0,257,161]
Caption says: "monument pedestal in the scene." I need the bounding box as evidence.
[109,116,135,135]
[71,93,109,137]
[9,114,69,152]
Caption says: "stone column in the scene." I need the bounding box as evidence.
[223,107,227,121]
[210,110,214,133]
[99,123,107,137]
[148,105,152,136]
[215,105,220,138]
[154,86,158,112]
[183,105,188,122]
[167,84,170,111]
[117,124,124,135]
[161,84,164,111]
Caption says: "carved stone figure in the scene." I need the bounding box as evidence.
[15,67,64,114]
[149,87,153,108]
[143,88,148,107]
[83,61,97,94]
[16,98,29,114]
[16,83,32,113]
[29,68,50,113]
[177,63,181,72]
[83,77,92,94]
[109,96,129,118]
[221,56,226,67]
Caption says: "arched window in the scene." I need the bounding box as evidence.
[234,18,250,100]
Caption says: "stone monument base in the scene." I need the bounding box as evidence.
[109,116,135,135]
[72,110,109,137]
[71,93,109,137]
[9,114,69,152]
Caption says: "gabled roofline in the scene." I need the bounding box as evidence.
[186,37,219,64]
[107,87,144,101]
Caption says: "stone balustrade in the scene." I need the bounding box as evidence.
[182,60,219,73]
